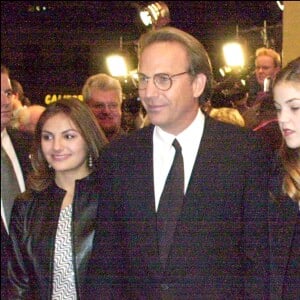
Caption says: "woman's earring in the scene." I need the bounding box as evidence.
[48,164,52,169]
[88,154,93,168]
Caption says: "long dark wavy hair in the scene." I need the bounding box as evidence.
[273,57,300,202]
[27,98,108,191]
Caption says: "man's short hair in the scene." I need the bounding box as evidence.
[82,73,122,103]
[255,47,281,68]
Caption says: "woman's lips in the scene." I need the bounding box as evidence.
[282,128,294,137]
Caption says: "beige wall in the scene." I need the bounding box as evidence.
[282,1,300,66]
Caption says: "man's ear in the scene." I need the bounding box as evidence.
[193,73,207,98]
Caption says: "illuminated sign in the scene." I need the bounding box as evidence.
[44,94,83,105]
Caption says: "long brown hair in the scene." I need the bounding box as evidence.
[279,145,300,202]
[274,57,300,202]
[27,98,108,191]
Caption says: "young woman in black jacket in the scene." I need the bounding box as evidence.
[269,57,300,299]
[8,98,107,299]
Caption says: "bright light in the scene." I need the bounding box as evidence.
[140,11,152,26]
[219,67,226,77]
[223,42,245,68]
[219,66,232,77]
[106,55,128,77]
[139,1,170,28]
[148,3,160,21]
[276,1,284,11]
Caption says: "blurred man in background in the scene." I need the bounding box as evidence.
[82,73,125,142]
[247,47,281,106]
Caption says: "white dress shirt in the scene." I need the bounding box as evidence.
[1,128,26,232]
[153,109,205,211]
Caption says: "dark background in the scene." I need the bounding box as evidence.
[1,1,283,105]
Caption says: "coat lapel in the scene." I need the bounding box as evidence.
[125,126,162,275]
[185,117,229,215]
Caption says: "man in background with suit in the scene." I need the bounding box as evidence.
[1,64,32,298]
[86,27,270,299]
[247,47,281,107]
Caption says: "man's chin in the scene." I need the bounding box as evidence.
[257,78,265,86]
[1,114,12,128]
[102,126,118,135]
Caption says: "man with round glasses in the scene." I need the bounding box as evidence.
[87,27,270,299]
[135,71,190,91]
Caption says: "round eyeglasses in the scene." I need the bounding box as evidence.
[133,71,190,91]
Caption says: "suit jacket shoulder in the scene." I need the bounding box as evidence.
[7,127,33,179]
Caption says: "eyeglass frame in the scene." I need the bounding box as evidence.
[88,101,121,112]
[134,71,190,91]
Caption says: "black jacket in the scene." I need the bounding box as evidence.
[268,156,300,300]
[1,219,13,299]
[8,172,100,299]
[1,128,33,298]
[86,120,270,299]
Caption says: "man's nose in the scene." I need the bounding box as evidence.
[101,105,111,113]
[143,78,159,98]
